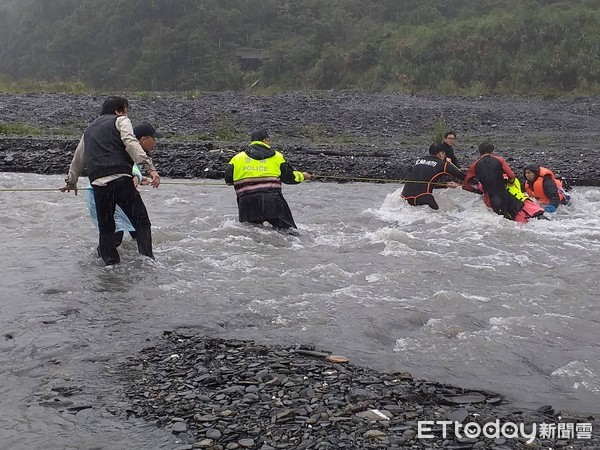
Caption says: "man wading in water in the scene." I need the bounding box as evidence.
[61,96,160,265]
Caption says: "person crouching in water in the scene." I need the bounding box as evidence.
[523,163,571,213]
[463,142,545,222]
[401,142,466,210]
[225,129,311,230]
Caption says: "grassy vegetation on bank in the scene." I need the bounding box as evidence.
[0,120,84,137]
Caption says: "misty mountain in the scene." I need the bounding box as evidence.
[0,0,598,94]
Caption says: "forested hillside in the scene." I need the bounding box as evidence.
[0,0,598,94]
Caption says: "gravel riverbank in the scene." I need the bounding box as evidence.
[117,331,600,450]
[1,91,599,186]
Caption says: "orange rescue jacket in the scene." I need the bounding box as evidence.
[524,167,565,205]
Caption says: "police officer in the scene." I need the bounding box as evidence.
[225,129,310,229]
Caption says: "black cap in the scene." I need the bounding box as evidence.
[250,128,269,142]
[133,122,164,139]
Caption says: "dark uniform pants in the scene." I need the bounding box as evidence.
[237,190,297,229]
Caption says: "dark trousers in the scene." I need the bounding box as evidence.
[114,230,138,246]
[237,190,297,229]
[92,176,153,265]
[96,230,137,258]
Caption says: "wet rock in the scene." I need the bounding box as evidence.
[363,429,388,441]
[446,408,469,423]
[441,394,487,404]
[205,429,222,440]
[172,422,188,433]
[38,399,74,409]
[355,409,392,421]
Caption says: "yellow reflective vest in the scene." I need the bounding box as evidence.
[506,178,529,202]
[228,142,305,196]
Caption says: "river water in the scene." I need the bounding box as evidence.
[1,172,599,449]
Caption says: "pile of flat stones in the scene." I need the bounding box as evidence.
[119,331,599,449]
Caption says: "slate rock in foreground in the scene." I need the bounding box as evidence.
[118,331,600,449]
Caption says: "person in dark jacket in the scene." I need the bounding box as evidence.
[523,163,570,213]
[401,142,466,210]
[440,131,460,168]
[84,122,163,251]
[60,96,161,265]
[224,129,311,229]
[464,142,519,218]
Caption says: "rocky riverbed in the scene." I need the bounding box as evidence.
[0,91,599,185]
[117,331,600,449]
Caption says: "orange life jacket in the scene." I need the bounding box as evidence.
[524,167,565,205]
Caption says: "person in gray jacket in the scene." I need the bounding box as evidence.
[60,96,161,265]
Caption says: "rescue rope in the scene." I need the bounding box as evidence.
[0,181,227,192]
[311,174,456,186]
[0,187,91,192]
[0,176,457,192]
[161,181,227,187]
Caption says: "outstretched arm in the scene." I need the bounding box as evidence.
[498,157,516,180]
[461,162,483,194]
[445,162,466,182]
[60,136,85,195]
[118,116,160,188]
[280,162,309,184]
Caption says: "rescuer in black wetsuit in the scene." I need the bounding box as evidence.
[401,142,466,210]
[463,142,522,218]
